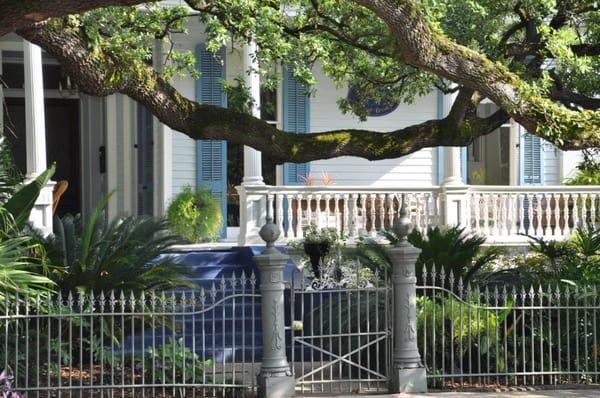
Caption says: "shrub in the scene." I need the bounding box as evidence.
[167,187,222,242]
[141,338,213,384]
[40,194,192,294]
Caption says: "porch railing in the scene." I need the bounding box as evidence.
[237,184,600,245]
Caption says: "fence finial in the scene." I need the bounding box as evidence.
[393,194,411,243]
[259,216,280,251]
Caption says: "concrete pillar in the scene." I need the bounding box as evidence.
[254,218,294,397]
[242,40,264,186]
[387,200,427,393]
[23,40,54,234]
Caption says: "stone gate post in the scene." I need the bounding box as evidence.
[254,217,295,398]
[386,200,427,393]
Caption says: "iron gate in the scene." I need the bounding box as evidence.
[287,268,392,394]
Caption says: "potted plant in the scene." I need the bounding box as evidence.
[302,225,340,279]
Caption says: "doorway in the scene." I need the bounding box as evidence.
[3,97,81,216]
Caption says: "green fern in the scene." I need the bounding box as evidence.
[42,194,192,294]
[167,186,223,242]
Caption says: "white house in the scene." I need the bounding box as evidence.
[0,12,589,245]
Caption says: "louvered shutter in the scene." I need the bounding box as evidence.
[520,130,543,185]
[282,65,310,185]
[196,44,227,236]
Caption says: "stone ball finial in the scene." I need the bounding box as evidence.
[393,194,411,243]
[259,216,280,249]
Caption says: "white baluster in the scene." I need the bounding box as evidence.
[541,193,548,236]
[334,194,341,232]
[315,194,323,229]
[498,193,505,236]
[572,193,580,231]
[482,194,489,235]
[580,193,588,228]
[507,193,515,236]
[295,193,304,238]
[366,194,374,235]
[490,194,498,236]
[535,193,543,237]
[386,193,394,230]
[517,194,525,235]
[378,193,385,232]
[282,194,296,238]
[267,194,274,220]
[591,193,598,230]
[350,194,358,237]
[555,193,564,237]
[342,193,349,236]
[357,193,364,234]
[414,193,423,232]
[324,194,331,229]
[473,194,480,234]
[274,193,283,236]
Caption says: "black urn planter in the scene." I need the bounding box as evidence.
[303,242,330,279]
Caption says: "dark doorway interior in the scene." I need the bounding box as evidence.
[3,97,81,217]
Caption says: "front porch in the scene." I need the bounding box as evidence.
[236,183,600,246]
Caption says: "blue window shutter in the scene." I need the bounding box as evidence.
[195,44,227,236]
[520,128,543,185]
[282,65,310,185]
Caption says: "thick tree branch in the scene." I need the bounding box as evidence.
[352,0,600,149]
[0,0,152,37]
[571,43,600,57]
[17,21,507,163]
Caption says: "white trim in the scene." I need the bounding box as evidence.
[105,95,119,219]
[509,120,520,185]
[151,40,172,217]
[122,96,137,214]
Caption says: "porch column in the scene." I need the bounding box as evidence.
[441,92,468,226]
[23,40,54,235]
[239,41,267,246]
[242,40,264,186]
[254,218,294,398]
[387,201,427,393]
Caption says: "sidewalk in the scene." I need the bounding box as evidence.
[303,389,600,398]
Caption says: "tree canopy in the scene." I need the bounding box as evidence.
[7,0,600,163]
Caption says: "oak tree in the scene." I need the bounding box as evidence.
[8,0,600,163]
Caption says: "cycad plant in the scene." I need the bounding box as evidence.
[355,226,499,287]
[409,226,500,285]
[41,195,192,294]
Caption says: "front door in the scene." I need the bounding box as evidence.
[3,97,81,216]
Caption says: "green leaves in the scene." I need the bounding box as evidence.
[43,194,191,294]
[3,164,55,229]
[166,186,223,243]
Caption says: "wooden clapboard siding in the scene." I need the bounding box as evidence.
[309,67,438,187]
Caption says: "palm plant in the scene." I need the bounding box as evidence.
[525,235,572,276]
[408,226,500,285]
[570,225,600,257]
[355,226,499,288]
[0,208,54,308]
[41,195,192,294]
